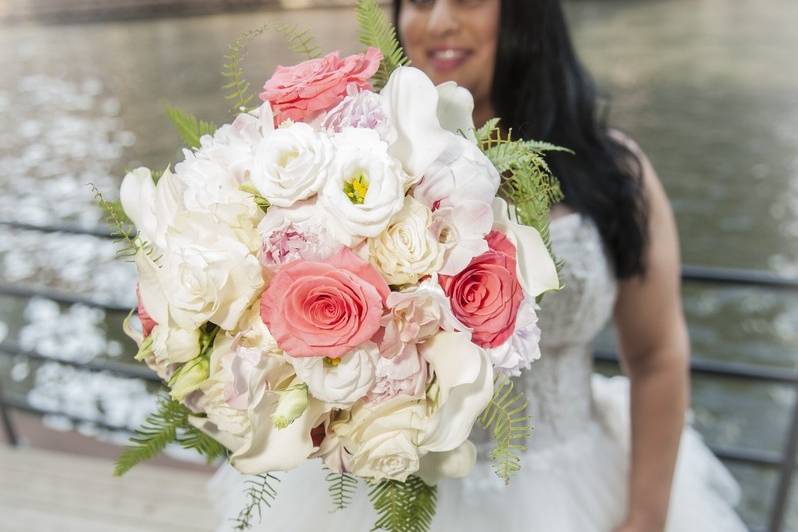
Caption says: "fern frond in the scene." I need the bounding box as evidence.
[90,183,150,262]
[222,23,321,115]
[233,473,280,531]
[164,106,217,149]
[177,424,227,464]
[369,476,437,532]
[478,377,531,484]
[356,0,410,89]
[326,470,358,512]
[114,394,185,476]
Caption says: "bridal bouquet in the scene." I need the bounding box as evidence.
[104,1,563,530]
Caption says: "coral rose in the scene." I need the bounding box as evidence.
[259,47,383,125]
[260,248,390,358]
[438,230,523,348]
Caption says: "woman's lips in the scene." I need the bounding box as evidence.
[427,48,472,73]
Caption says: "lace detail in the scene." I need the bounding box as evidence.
[473,213,618,456]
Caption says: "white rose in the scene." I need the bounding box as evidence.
[492,197,560,297]
[420,331,494,453]
[319,128,408,246]
[368,197,444,285]
[158,213,264,331]
[288,343,379,408]
[151,323,200,364]
[488,297,542,376]
[338,396,426,481]
[251,122,333,207]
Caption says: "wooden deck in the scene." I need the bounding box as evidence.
[0,445,216,532]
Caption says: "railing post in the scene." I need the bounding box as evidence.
[0,378,19,447]
[768,377,798,532]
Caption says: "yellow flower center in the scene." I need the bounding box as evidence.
[324,356,342,367]
[343,171,369,205]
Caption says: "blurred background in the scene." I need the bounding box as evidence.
[0,0,796,531]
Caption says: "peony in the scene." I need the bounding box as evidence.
[367,346,428,403]
[259,48,383,125]
[439,230,524,348]
[337,395,426,481]
[368,197,444,285]
[250,122,333,208]
[488,297,542,377]
[260,248,390,358]
[257,199,342,271]
[320,128,409,246]
[321,85,388,136]
[288,342,379,408]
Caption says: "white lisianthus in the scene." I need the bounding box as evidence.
[158,213,264,331]
[419,331,494,453]
[368,197,444,285]
[150,323,200,364]
[320,128,408,246]
[418,440,477,485]
[338,395,426,481]
[169,357,210,401]
[488,298,543,377]
[251,121,333,207]
[492,197,560,297]
[288,342,379,408]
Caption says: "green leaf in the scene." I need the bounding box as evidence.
[356,0,410,89]
[326,469,358,512]
[164,105,217,149]
[114,393,226,476]
[222,23,321,115]
[369,476,437,532]
[233,473,280,530]
[478,377,531,484]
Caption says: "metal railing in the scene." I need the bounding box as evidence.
[0,220,796,531]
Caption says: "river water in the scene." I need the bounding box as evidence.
[0,0,796,528]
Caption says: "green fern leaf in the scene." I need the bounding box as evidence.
[114,395,186,476]
[164,105,217,149]
[222,23,321,115]
[326,470,358,512]
[369,476,437,532]
[177,424,227,464]
[356,0,410,89]
[233,473,280,530]
[478,377,532,484]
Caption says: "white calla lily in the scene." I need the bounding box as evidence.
[435,81,476,143]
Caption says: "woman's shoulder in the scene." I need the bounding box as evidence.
[606,128,661,195]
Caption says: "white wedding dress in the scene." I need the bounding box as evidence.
[209,212,748,532]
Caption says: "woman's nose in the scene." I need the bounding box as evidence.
[427,0,461,37]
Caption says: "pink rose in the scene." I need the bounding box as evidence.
[260,248,390,358]
[136,285,157,337]
[259,48,383,125]
[438,231,523,348]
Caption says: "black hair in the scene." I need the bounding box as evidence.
[393,0,649,279]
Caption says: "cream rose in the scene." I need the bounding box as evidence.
[251,121,333,207]
[368,197,444,285]
[338,396,427,481]
[287,342,379,408]
[320,128,408,246]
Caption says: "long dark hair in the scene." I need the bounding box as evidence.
[393,0,648,279]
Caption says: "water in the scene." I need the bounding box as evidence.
[1,0,796,528]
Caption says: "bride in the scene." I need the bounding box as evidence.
[211,0,748,530]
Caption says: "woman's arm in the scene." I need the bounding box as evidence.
[612,140,691,532]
